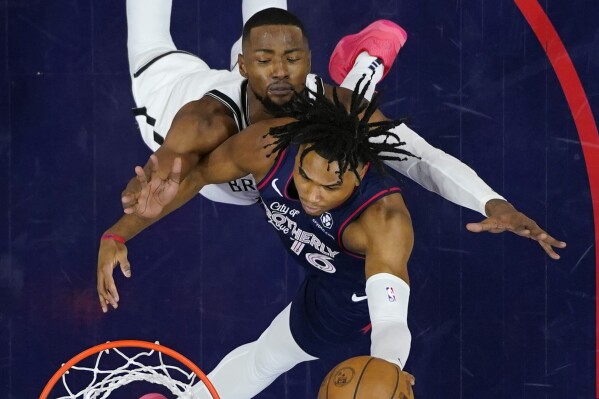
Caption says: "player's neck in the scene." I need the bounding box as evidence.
[246,95,273,124]
[246,89,294,125]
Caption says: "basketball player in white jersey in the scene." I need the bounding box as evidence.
[97,0,566,312]
[127,0,402,207]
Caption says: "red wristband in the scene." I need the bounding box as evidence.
[101,233,126,244]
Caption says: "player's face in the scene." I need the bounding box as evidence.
[293,148,366,217]
[239,24,311,108]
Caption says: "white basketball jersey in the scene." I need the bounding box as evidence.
[131,50,326,205]
[198,73,326,205]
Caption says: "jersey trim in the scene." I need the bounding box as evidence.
[205,90,243,132]
[283,169,296,200]
[132,106,156,125]
[133,50,197,78]
[257,148,289,190]
[241,80,251,128]
[314,75,325,96]
[337,187,402,259]
[132,106,164,145]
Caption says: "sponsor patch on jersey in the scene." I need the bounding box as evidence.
[320,212,333,229]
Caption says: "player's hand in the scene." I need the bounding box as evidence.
[402,370,415,386]
[121,154,182,218]
[97,238,131,313]
[466,199,566,260]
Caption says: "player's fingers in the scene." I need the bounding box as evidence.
[106,281,119,308]
[466,221,506,234]
[510,227,532,238]
[98,278,117,310]
[97,274,107,308]
[527,223,567,248]
[123,202,141,214]
[121,189,140,205]
[100,268,120,307]
[119,258,132,278]
[403,371,415,386]
[465,222,484,233]
[169,157,182,184]
[539,240,560,260]
[516,223,566,249]
[123,206,134,215]
[521,221,546,238]
[135,165,148,185]
[123,192,149,215]
[150,154,160,174]
[539,233,567,248]
[504,216,541,236]
[121,200,137,212]
[97,277,108,312]
[98,294,108,313]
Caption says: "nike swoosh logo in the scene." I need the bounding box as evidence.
[351,293,368,302]
[272,178,283,197]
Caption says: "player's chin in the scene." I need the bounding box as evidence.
[268,92,295,105]
[302,204,322,216]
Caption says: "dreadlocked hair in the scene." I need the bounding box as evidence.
[264,75,417,182]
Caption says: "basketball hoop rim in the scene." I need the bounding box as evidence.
[39,339,219,399]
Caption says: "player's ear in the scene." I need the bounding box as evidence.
[238,54,248,78]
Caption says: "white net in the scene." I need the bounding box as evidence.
[53,343,202,399]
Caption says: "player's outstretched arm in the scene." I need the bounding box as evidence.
[98,155,213,313]
[328,84,504,215]
[98,151,217,313]
[345,193,414,371]
[466,198,566,260]
[124,117,294,219]
[365,107,566,259]
[121,98,239,207]
[99,118,290,311]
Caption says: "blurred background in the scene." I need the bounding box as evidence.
[1,0,598,397]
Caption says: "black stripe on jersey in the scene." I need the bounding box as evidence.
[314,75,324,96]
[241,80,251,128]
[132,107,156,126]
[205,90,243,132]
[132,107,163,145]
[153,131,164,145]
[133,50,197,78]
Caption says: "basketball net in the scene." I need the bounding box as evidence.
[40,340,219,399]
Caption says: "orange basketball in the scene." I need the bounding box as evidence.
[318,356,414,399]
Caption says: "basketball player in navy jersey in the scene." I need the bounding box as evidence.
[130,83,416,399]
[97,0,566,312]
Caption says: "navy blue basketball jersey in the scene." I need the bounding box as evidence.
[257,145,405,357]
[257,145,402,287]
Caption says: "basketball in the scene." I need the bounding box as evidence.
[318,356,414,399]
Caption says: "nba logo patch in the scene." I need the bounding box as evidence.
[385,287,396,302]
[320,212,333,229]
